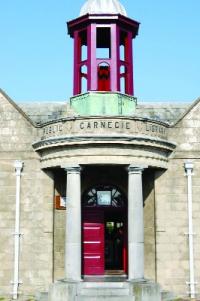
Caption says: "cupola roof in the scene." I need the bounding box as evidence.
[80,0,127,16]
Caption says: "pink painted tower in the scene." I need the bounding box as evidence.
[67,0,140,115]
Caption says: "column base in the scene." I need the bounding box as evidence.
[48,279,162,301]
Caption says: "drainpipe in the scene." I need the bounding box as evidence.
[184,162,196,299]
[12,161,23,300]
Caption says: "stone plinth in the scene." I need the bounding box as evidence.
[132,280,161,301]
[48,280,78,301]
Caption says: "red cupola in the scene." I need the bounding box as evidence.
[67,0,140,96]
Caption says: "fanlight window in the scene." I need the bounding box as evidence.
[83,185,125,207]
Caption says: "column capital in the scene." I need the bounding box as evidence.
[14,160,24,176]
[128,164,148,174]
[62,164,81,174]
[184,161,194,172]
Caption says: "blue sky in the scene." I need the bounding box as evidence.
[0,0,199,103]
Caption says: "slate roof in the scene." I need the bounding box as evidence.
[135,102,190,125]
[19,101,190,126]
[19,102,71,124]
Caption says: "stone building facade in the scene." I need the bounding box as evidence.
[0,0,199,300]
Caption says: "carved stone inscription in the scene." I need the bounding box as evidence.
[41,118,168,140]
[79,120,131,130]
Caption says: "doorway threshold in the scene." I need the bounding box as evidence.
[105,270,126,276]
[83,272,127,282]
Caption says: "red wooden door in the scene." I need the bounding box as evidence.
[98,66,110,91]
[83,211,104,275]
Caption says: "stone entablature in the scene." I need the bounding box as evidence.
[33,116,176,169]
[39,116,168,141]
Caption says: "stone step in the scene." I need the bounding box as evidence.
[78,281,130,296]
[35,291,48,301]
[80,281,129,288]
[76,296,135,301]
[79,288,130,296]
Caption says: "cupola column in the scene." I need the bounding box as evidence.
[110,24,120,91]
[64,165,82,281]
[87,24,98,91]
[128,165,147,280]
[73,31,82,95]
[125,31,134,95]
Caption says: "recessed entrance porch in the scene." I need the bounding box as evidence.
[49,164,162,301]
[53,164,149,282]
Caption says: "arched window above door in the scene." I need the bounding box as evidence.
[97,62,110,91]
[83,185,126,208]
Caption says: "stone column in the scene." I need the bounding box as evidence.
[64,164,81,281]
[128,165,147,280]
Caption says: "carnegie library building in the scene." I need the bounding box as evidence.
[0,0,200,300]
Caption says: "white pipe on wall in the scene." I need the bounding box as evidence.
[12,161,23,300]
[184,161,196,299]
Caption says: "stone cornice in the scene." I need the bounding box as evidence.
[33,134,175,152]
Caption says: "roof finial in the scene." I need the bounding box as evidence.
[80,0,127,16]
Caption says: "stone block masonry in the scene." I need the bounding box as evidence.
[0,92,54,297]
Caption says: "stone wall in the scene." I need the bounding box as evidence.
[143,170,156,281]
[155,100,200,296]
[53,170,66,280]
[154,163,188,296]
[0,92,54,297]
[53,209,65,280]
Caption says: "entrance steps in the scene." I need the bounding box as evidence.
[48,279,161,301]
[76,282,135,301]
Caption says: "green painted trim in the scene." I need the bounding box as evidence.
[70,92,137,116]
